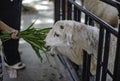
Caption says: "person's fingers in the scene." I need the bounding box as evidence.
[11,30,19,39]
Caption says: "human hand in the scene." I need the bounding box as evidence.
[11,30,19,39]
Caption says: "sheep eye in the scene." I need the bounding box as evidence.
[54,32,60,37]
[60,25,64,29]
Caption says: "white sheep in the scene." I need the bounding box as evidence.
[45,20,117,77]
[80,0,119,28]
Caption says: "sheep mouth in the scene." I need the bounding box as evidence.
[45,45,51,51]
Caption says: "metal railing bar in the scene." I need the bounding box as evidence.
[82,50,91,81]
[107,69,113,78]
[73,6,81,22]
[62,0,66,20]
[101,31,111,81]
[113,19,120,81]
[62,56,81,81]
[54,0,61,22]
[96,27,105,81]
[67,1,72,20]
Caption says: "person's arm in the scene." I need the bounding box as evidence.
[0,21,16,32]
[0,21,18,39]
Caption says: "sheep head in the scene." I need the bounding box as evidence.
[45,20,78,47]
[45,20,99,54]
[45,20,85,65]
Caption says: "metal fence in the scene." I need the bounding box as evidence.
[54,0,120,81]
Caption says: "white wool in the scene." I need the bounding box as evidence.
[45,20,117,76]
[81,0,119,27]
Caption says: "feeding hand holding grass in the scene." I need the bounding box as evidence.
[0,20,51,61]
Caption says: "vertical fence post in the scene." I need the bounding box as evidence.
[67,0,72,20]
[101,31,111,81]
[82,50,91,81]
[84,15,89,24]
[113,2,120,81]
[62,0,66,20]
[54,0,60,22]
[74,6,81,22]
[74,6,78,21]
[88,18,94,26]
[96,26,105,81]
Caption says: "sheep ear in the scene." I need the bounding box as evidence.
[65,21,75,46]
[66,32,73,46]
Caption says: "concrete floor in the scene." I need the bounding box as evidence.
[3,0,73,81]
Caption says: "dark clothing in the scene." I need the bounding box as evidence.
[0,55,3,81]
[0,0,22,30]
[0,0,22,65]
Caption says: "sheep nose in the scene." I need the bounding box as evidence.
[46,46,50,49]
[50,52,55,57]
[45,43,49,47]
[45,45,50,50]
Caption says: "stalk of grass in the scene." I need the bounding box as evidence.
[0,20,51,61]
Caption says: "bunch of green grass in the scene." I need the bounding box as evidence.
[0,20,51,61]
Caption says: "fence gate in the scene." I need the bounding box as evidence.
[54,0,120,81]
